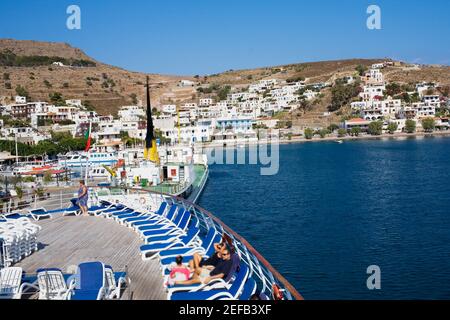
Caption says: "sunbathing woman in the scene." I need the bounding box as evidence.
[166,255,191,286]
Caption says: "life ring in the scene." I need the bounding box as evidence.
[272,283,284,300]
[139,197,146,205]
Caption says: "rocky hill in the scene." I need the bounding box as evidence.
[0,39,188,115]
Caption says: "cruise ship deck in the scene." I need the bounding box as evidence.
[2,187,302,300]
[15,215,166,300]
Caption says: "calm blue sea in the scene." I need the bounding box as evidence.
[198,136,450,300]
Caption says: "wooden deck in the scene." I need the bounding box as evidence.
[16,215,167,300]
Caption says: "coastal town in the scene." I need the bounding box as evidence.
[1,61,449,158]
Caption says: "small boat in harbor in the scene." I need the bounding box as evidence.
[58,152,118,168]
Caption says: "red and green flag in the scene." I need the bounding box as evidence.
[84,123,92,151]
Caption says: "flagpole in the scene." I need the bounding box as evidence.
[84,120,92,184]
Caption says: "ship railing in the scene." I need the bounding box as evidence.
[1,186,303,300]
[0,188,78,216]
[92,186,303,301]
[147,180,190,196]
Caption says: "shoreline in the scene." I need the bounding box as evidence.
[199,131,450,148]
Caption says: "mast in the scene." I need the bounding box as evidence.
[177,105,181,145]
[15,132,18,164]
[84,120,92,183]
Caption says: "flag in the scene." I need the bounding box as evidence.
[84,122,92,151]
[144,76,160,163]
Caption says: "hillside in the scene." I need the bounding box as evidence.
[0,39,188,115]
[1,39,449,121]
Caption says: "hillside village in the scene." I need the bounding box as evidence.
[1,56,450,155]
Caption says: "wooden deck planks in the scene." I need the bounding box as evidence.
[16,214,167,300]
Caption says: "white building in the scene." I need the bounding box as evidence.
[65,99,82,107]
[363,69,384,85]
[414,103,436,118]
[360,84,386,101]
[0,127,50,145]
[118,106,145,122]
[422,95,441,108]
[371,63,385,69]
[162,105,177,115]
[178,80,196,87]
[199,98,214,106]
[15,96,26,104]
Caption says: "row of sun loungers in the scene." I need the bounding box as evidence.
[0,262,126,300]
[86,198,259,300]
[1,197,264,300]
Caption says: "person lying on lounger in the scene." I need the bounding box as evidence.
[166,255,191,286]
[188,242,226,272]
[174,247,233,285]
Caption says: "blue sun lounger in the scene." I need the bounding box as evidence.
[140,226,200,260]
[134,205,180,233]
[113,210,146,223]
[107,208,135,218]
[159,229,222,269]
[238,278,257,300]
[69,262,107,300]
[169,264,249,300]
[0,213,25,220]
[122,202,168,226]
[142,210,191,240]
[166,253,241,296]
[143,215,198,245]
[28,203,80,221]
[88,201,117,215]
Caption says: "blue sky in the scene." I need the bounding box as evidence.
[1,0,449,75]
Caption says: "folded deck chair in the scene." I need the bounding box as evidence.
[69,262,107,300]
[169,264,249,300]
[140,226,200,261]
[123,202,168,226]
[0,267,35,299]
[134,205,180,232]
[104,265,127,300]
[36,268,75,300]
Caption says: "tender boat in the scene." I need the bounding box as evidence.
[58,152,118,168]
